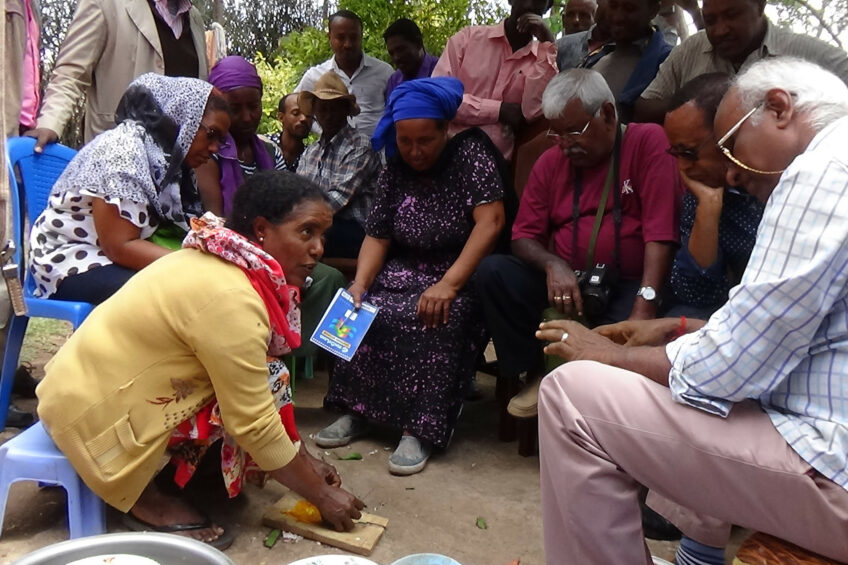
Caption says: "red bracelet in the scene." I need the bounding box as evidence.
[670,315,687,340]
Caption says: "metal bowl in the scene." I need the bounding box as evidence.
[10,532,235,565]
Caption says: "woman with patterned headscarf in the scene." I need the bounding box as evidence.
[29,73,230,304]
[316,77,507,475]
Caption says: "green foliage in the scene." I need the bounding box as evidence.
[275,0,507,72]
[254,53,302,135]
[257,0,506,133]
[547,1,564,38]
[275,26,334,85]
[769,0,846,49]
[337,0,506,61]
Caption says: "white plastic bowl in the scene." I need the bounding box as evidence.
[390,554,462,565]
[286,556,379,565]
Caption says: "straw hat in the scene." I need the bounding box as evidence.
[298,71,360,117]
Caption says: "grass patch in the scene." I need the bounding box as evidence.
[19,317,72,365]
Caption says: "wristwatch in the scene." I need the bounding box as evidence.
[637,285,658,301]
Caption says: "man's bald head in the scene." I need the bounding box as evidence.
[562,0,598,34]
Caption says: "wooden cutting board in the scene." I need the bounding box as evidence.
[262,491,388,556]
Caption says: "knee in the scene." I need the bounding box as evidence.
[539,360,611,416]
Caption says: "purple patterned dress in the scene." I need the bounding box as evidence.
[324,130,504,448]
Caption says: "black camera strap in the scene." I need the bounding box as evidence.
[571,123,625,272]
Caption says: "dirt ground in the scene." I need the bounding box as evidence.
[0,321,747,564]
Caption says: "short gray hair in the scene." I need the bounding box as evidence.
[734,57,848,132]
[542,69,616,120]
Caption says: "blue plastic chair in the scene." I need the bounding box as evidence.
[0,421,106,539]
[0,137,94,430]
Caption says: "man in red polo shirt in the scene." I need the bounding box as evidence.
[477,68,683,419]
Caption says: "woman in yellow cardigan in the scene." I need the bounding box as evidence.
[36,171,364,548]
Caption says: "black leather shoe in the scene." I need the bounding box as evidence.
[13,364,39,399]
[641,502,682,541]
[6,406,35,429]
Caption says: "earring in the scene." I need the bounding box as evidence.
[259,236,264,244]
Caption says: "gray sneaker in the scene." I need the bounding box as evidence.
[388,435,432,476]
[314,415,369,448]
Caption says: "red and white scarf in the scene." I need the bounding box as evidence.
[183,213,301,354]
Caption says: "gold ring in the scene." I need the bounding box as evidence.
[560,332,569,342]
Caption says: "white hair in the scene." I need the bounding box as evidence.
[542,69,617,121]
[734,57,848,132]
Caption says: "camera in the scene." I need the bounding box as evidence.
[576,263,615,321]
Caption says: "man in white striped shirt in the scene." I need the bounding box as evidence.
[534,57,848,565]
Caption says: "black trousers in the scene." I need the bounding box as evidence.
[52,264,137,305]
[475,254,639,380]
[324,216,365,259]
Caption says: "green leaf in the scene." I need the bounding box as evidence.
[264,528,281,548]
[339,452,363,460]
[476,516,488,530]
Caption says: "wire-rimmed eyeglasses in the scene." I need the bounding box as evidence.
[716,106,785,175]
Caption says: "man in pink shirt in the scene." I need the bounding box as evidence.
[4,0,40,137]
[432,0,558,160]
[477,69,682,419]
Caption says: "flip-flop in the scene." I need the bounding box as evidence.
[122,512,235,551]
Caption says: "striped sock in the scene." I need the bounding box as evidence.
[675,535,726,565]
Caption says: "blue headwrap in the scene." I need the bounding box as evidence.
[371,77,464,158]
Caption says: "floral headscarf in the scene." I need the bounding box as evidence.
[182,213,302,354]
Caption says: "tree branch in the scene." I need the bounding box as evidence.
[789,0,843,49]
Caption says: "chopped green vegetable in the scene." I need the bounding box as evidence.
[476,517,488,530]
[264,528,281,548]
[339,452,363,460]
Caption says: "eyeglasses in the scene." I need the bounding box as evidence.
[666,135,712,162]
[198,122,230,149]
[716,106,785,175]
[547,119,591,143]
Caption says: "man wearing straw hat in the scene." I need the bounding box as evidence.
[297,71,382,260]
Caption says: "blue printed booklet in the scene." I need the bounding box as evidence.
[310,288,379,361]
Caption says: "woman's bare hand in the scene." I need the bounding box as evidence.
[314,485,365,532]
[306,452,341,487]
[417,280,458,328]
[348,280,368,308]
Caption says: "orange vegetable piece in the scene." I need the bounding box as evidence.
[285,500,323,525]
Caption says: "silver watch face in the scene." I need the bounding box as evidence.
[640,286,657,301]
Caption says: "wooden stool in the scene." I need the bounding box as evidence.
[494,377,538,456]
[733,532,846,565]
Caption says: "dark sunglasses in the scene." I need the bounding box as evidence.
[666,136,712,162]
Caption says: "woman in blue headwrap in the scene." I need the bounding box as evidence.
[316,77,506,475]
